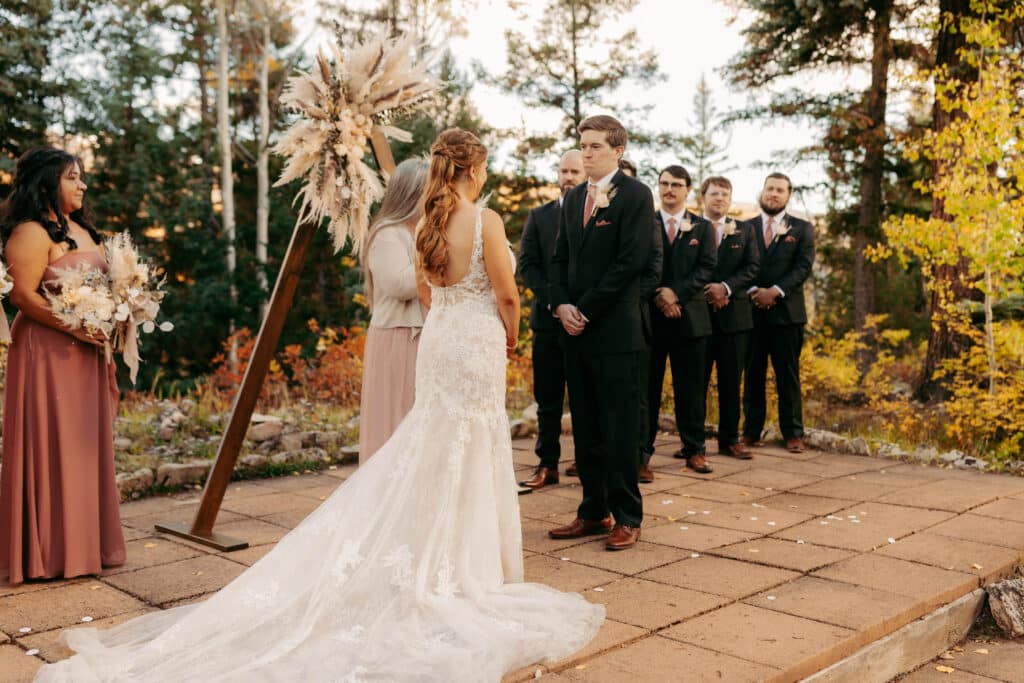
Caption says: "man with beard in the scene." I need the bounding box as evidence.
[642,165,716,476]
[741,173,815,453]
[518,150,585,489]
[700,176,759,460]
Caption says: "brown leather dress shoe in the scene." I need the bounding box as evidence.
[685,454,713,474]
[548,517,613,539]
[739,435,765,448]
[638,464,655,483]
[519,467,559,490]
[719,443,753,460]
[786,438,806,453]
[605,524,640,550]
[565,462,579,477]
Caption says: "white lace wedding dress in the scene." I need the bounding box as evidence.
[35,208,604,683]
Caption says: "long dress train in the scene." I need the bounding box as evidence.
[35,209,604,682]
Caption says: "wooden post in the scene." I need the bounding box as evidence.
[156,132,397,551]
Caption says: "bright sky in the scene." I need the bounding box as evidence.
[297,0,871,216]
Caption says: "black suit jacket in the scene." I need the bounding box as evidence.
[650,212,716,339]
[637,216,664,344]
[550,170,655,354]
[708,220,760,334]
[518,199,561,331]
[744,213,815,326]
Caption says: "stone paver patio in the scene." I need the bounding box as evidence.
[2,436,1023,682]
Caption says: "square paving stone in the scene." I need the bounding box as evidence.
[117,493,201,519]
[758,492,858,516]
[927,514,1024,549]
[221,491,324,518]
[102,554,247,606]
[876,478,1024,513]
[809,453,894,471]
[540,618,649,675]
[713,538,855,572]
[969,497,1024,524]
[767,456,887,478]
[945,638,1024,681]
[812,554,977,608]
[321,465,357,480]
[554,634,779,683]
[557,540,691,576]
[0,644,43,683]
[775,502,953,552]
[668,458,754,481]
[792,476,905,502]
[661,602,855,674]
[120,526,152,542]
[718,467,823,491]
[639,555,799,599]
[17,608,155,662]
[209,518,292,546]
[669,480,774,504]
[640,521,757,552]
[517,490,582,521]
[672,500,812,534]
[259,508,318,530]
[250,472,331,492]
[101,537,202,576]
[0,580,145,634]
[874,532,1021,582]
[744,575,922,634]
[586,577,728,629]
[523,555,621,593]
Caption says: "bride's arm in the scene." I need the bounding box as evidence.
[481,209,520,357]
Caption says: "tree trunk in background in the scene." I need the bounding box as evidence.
[853,0,893,371]
[918,0,977,401]
[256,1,271,320]
[216,0,238,364]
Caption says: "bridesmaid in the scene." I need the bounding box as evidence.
[0,146,125,585]
[357,158,429,463]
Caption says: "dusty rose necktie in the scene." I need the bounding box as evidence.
[583,184,596,227]
[764,216,775,248]
[666,217,678,244]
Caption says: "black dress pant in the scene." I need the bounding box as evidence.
[531,328,565,469]
[643,334,707,462]
[563,347,643,528]
[705,330,750,447]
[743,322,805,441]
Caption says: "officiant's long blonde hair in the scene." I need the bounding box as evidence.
[417,128,487,282]
[361,158,428,310]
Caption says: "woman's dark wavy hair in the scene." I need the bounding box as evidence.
[0,146,101,249]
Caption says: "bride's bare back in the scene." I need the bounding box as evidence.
[428,200,478,288]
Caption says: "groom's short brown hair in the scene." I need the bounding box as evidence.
[578,115,628,148]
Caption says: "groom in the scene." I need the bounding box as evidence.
[548,115,654,551]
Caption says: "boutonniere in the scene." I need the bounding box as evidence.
[678,216,694,234]
[591,185,618,219]
[722,218,737,238]
[774,219,790,239]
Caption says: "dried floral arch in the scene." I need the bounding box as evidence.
[156,35,436,550]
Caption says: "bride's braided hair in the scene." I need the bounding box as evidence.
[416,128,487,281]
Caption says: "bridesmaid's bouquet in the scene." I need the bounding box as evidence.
[45,263,118,342]
[106,232,173,383]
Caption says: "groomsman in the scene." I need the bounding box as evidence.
[642,165,717,475]
[700,176,760,459]
[518,150,585,489]
[741,173,815,453]
[548,115,654,551]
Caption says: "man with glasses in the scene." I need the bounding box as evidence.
[641,165,716,477]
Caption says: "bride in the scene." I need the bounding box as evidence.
[35,128,605,682]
